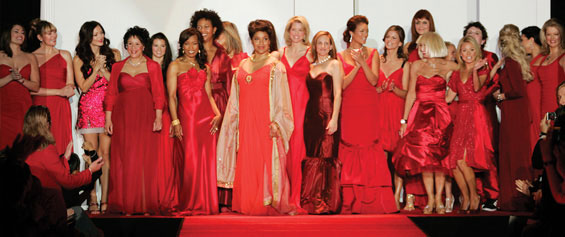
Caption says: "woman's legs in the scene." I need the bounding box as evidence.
[99,132,111,213]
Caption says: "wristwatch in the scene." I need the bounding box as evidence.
[400,119,407,124]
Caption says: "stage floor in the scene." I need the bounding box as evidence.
[90,211,531,237]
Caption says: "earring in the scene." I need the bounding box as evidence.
[198,50,201,53]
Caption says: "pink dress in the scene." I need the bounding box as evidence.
[281,47,310,209]
[76,69,107,134]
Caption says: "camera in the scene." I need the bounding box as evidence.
[546,112,557,121]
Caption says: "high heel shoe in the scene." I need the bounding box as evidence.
[435,203,446,214]
[404,194,415,211]
[445,196,455,213]
[468,196,481,214]
[100,202,108,214]
[88,202,100,215]
[458,198,470,214]
[423,203,434,214]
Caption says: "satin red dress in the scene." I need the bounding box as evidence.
[281,47,310,209]
[230,52,249,75]
[0,64,32,149]
[527,54,543,149]
[376,66,405,152]
[32,54,72,155]
[537,53,565,116]
[338,50,396,214]
[497,58,533,211]
[209,42,232,115]
[174,68,219,215]
[301,72,341,214]
[104,58,165,214]
[157,86,177,213]
[447,70,493,171]
[393,75,452,175]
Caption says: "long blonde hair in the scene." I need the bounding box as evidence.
[456,36,483,70]
[498,24,532,81]
[23,106,55,149]
[221,21,243,55]
[540,18,565,55]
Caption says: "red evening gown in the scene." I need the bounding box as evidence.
[527,55,543,149]
[393,75,452,175]
[447,70,493,171]
[209,42,232,115]
[32,54,72,155]
[174,68,219,215]
[537,53,565,116]
[104,58,165,214]
[497,58,533,211]
[157,88,177,213]
[376,66,405,152]
[281,47,310,209]
[230,52,249,76]
[301,72,341,214]
[0,64,32,149]
[337,50,396,214]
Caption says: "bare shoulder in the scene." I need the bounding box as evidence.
[112,48,121,61]
[59,49,72,59]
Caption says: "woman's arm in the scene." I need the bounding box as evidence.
[354,48,379,86]
[391,62,410,98]
[327,60,343,135]
[205,65,222,134]
[399,61,420,137]
[167,62,181,139]
[339,52,360,89]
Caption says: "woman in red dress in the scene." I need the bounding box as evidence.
[217,20,295,215]
[446,36,493,213]
[28,20,75,156]
[190,9,231,115]
[522,26,543,154]
[337,15,396,214]
[376,25,410,211]
[533,19,565,119]
[277,16,312,210]
[492,24,534,211]
[300,31,343,214]
[0,23,40,149]
[217,21,249,76]
[104,26,166,215]
[405,9,436,63]
[146,32,177,213]
[168,28,222,215]
[394,32,458,214]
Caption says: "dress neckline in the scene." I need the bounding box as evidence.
[120,71,149,78]
[282,47,310,68]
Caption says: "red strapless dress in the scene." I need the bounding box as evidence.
[0,64,32,149]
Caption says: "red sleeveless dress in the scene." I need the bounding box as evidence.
[281,47,311,209]
[376,66,405,152]
[527,54,543,148]
[537,53,565,116]
[0,64,32,149]
[33,54,72,155]
[338,50,396,214]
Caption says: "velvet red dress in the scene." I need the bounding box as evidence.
[0,64,32,150]
[338,50,396,214]
[174,68,219,215]
[209,42,232,116]
[376,66,405,152]
[447,70,493,171]
[537,53,565,116]
[32,54,72,155]
[497,58,533,211]
[301,72,341,214]
[393,75,452,175]
[104,58,166,214]
[281,47,310,209]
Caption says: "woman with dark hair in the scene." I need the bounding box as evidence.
[522,26,542,63]
[104,26,166,215]
[300,31,343,214]
[72,21,121,214]
[29,20,75,156]
[376,25,410,211]
[523,26,544,164]
[0,23,40,150]
[168,28,221,215]
[217,19,295,215]
[405,9,435,62]
[338,15,395,214]
[190,9,232,117]
[145,32,177,212]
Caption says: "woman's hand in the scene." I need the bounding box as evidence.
[474,58,488,71]
[351,49,365,67]
[88,158,104,173]
[64,141,73,160]
[326,118,338,135]
[11,68,22,81]
[153,117,163,132]
[515,179,533,196]
[210,115,222,134]
[93,55,106,73]
[60,85,75,97]
[540,116,551,134]
[399,124,407,138]
[269,122,281,138]
[105,119,113,135]
[173,123,183,141]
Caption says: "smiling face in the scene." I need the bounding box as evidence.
[182,35,199,59]
[196,18,216,43]
[91,25,105,47]
[252,31,270,54]
[10,24,25,46]
[126,36,144,58]
[545,26,562,49]
[415,18,430,35]
[38,27,57,47]
[316,35,331,57]
[460,42,477,64]
[289,22,305,44]
[350,22,368,46]
[152,38,167,58]
[384,30,402,51]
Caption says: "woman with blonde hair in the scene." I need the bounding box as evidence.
[217,21,248,76]
[492,24,534,211]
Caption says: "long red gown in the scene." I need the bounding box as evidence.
[32,54,72,155]
[209,42,232,115]
[376,66,405,152]
[281,47,310,209]
[301,72,341,214]
[338,50,396,214]
[527,54,543,149]
[393,75,452,175]
[537,53,565,116]
[157,87,177,213]
[497,58,533,211]
[447,70,493,171]
[174,68,219,215]
[0,64,32,149]
[104,57,165,214]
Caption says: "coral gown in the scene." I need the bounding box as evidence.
[281,47,310,208]
[301,72,341,214]
[447,70,493,171]
[174,68,219,215]
[376,66,405,152]
[104,58,165,214]
[338,50,396,214]
[0,64,32,149]
[32,54,72,155]
[393,75,452,175]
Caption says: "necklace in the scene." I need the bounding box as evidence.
[350,46,364,53]
[250,53,271,62]
[312,55,331,66]
[128,58,142,66]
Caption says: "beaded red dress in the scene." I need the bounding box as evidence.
[0,64,31,149]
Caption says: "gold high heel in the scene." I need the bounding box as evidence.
[423,203,434,214]
[403,194,415,211]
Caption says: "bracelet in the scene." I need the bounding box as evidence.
[171,119,180,126]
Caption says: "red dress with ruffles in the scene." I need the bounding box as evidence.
[0,64,32,149]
